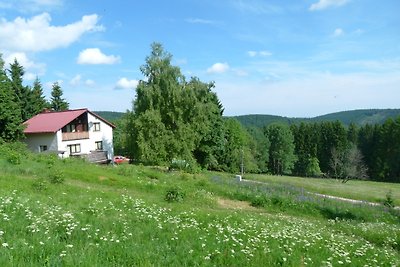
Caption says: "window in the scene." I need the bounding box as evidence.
[66,124,76,132]
[93,122,101,132]
[39,145,47,152]
[95,141,103,150]
[68,144,81,154]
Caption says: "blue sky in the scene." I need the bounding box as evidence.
[0,0,399,117]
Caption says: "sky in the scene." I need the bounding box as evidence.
[0,0,399,117]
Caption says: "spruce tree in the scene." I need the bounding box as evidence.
[27,77,49,116]
[8,59,31,121]
[50,82,69,111]
[0,55,24,141]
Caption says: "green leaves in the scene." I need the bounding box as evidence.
[127,43,225,170]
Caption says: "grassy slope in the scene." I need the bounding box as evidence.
[0,150,399,266]
[245,174,400,206]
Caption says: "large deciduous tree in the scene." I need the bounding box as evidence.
[128,43,225,169]
[265,123,297,175]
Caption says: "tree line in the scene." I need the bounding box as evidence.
[0,54,69,142]
[1,46,399,183]
[115,43,399,183]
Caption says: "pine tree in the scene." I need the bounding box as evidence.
[0,55,24,141]
[28,77,49,116]
[50,82,69,111]
[8,59,31,121]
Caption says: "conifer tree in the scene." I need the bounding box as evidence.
[27,77,49,116]
[50,82,69,111]
[8,59,31,121]
[0,55,24,141]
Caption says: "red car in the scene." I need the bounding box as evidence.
[113,156,130,164]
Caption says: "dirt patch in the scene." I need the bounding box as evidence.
[98,176,108,181]
[217,198,257,211]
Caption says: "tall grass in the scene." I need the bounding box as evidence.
[0,143,399,266]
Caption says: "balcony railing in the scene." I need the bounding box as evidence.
[62,131,89,141]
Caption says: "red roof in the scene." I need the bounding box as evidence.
[23,108,115,134]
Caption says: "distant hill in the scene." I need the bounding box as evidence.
[94,111,125,123]
[233,109,400,128]
[94,109,400,128]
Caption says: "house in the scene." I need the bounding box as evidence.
[23,108,115,163]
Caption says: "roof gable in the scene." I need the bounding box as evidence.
[23,109,115,134]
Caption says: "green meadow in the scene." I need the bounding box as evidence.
[0,144,399,266]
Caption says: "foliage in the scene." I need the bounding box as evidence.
[48,168,65,184]
[26,77,49,117]
[50,82,69,111]
[305,157,322,177]
[126,43,225,169]
[235,109,400,128]
[7,151,21,165]
[246,126,270,173]
[0,55,24,141]
[265,123,297,175]
[383,191,395,209]
[164,186,185,202]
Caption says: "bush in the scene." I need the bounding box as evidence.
[7,151,21,165]
[383,191,395,209]
[165,186,185,202]
[48,169,65,184]
[32,178,48,191]
[169,158,199,173]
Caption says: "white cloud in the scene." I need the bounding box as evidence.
[247,51,257,57]
[45,80,63,90]
[259,50,272,57]
[333,28,344,37]
[207,62,230,74]
[4,52,46,78]
[70,75,81,86]
[185,18,215,24]
[77,48,120,65]
[309,0,350,11]
[0,13,103,52]
[114,78,138,90]
[85,79,95,87]
[248,50,272,57]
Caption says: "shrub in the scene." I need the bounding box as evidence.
[7,152,21,165]
[165,186,185,202]
[251,196,268,207]
[32,178,48,191]
[48,169,65,184]
[383,191,395,209]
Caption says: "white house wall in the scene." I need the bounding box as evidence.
[25,133,58,153]
[57,113,114,159]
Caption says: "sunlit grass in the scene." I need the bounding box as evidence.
[0,146,399,266]
[245,173,400,206]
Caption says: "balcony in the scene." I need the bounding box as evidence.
[62,131,89,141]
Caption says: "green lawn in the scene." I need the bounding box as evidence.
[245,173,400,206]
[0,145,399,266]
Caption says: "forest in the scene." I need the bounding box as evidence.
[1,44,399,183]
